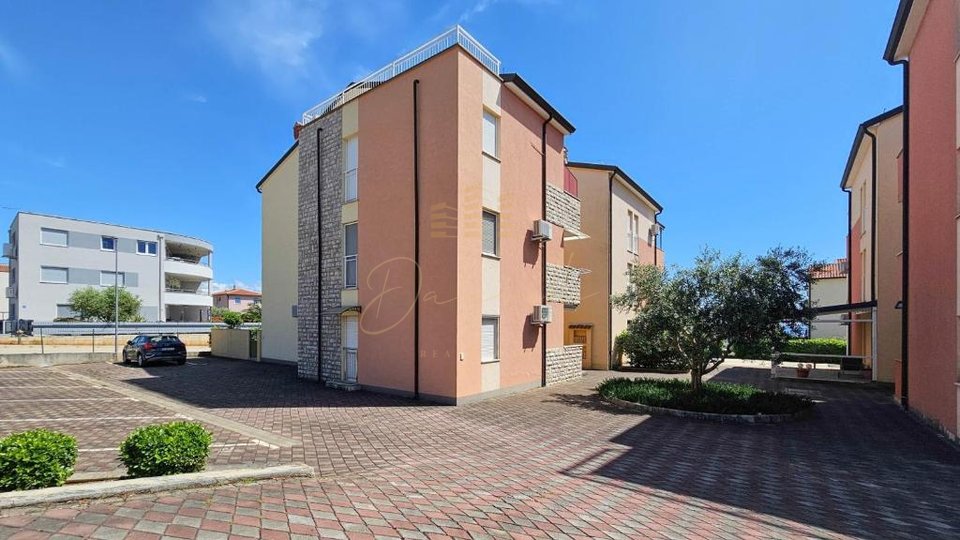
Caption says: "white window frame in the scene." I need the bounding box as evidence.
[342,314,359,383]
[100,271,125,287]
[101,236,117,252]
[137,240,157,256]
[482,210,499,257]
[40,228,68,247]
[344,136,358,202]
[627,210,636,254]
[482,109,500,159]
[40,266,68,284]
[344,223,358,289]
[481,316,499,362]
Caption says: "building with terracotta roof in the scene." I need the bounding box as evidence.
[809,258,848,340]
[212,288,261,313]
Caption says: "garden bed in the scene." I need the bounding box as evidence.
[597,377,814,423]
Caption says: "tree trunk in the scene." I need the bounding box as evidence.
[690,368,703,395]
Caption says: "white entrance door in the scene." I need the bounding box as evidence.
[344,316,358,383]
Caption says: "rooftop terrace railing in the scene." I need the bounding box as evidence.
[301,25,500,124]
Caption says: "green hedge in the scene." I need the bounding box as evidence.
[781,338,846,357]
[0,429,78,491]
[119,422,212,478]
[615,330,687,371]
[597,377,813,415]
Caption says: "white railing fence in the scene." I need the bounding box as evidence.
[301,26,500,124]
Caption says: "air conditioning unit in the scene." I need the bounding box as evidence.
[531,305,553,325]
[531,220,553,242]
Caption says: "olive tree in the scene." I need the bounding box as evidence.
[612,247,818,393]
[67,286,144,322]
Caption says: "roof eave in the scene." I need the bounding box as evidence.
[839,106,903,190]
[256,141,299,193]
[500,73,575,135]
[567,161,664,212]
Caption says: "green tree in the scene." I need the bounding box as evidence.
[67,286,144,322]
[221,311,243,328]
[612,247,819,393]
[241,302,261,323]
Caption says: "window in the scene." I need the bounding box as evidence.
[40,228,68,247]
[137,240,157,255]
[344,223,358,288]
[291,305,298,318]
[344,136,358,202]
[482,110,499,158]
[101,236,116,251]
[234,298,241,304]
[482,211,498,256]
[343,315,359,383]
[627,211,639,253]
[481,317,499,362]
[56,304,77,319]
[100,271,125,287]
[40,266,68,283]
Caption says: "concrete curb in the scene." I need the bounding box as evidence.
[602,396,812,424]
[0,353,116,368]
[0,464,314,510]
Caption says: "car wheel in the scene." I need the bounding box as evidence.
[122,351,130,364]
[177,358,186,366]
[137,353,146,367]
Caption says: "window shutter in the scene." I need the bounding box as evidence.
[41,266,68,283]
[345,317,359,348]
[483,111,498,157]
[41,228,68,246]
[481,318,497,361]
[482,212,497,255]
[345,224,358,256]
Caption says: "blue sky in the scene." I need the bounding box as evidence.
[0,0,902,290]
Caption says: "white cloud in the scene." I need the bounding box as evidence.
[183,93,208,104]
[0,36,26,78]
[457,0,558,23]
[211,281,261,293]
[205,0,328,85]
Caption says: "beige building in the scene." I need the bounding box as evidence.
[840,107,903,383]
[256,143,300,364]
[808,259,848,340]
[564,162,663,370]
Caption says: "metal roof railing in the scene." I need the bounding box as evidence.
[301,25,500,124]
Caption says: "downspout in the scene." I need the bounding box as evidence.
[540,113,553,387]
[653,210,662,266]
[843,186,853,349]
[316,126,324,384]
[865,128,878,301]
[898,60,910,409]
[413,80,421,399]
[607,172,614,369]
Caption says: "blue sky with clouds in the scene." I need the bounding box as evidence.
[0,0,901,289]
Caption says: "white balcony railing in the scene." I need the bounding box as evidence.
[301,25,500,124]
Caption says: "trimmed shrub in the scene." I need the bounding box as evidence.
[617,327,687,371]
[597,377,814,415]
[0,429,78,491]
[119,422,212,478]
[781,338,846,359]
[731,339,773,360]
[221,311,243,329]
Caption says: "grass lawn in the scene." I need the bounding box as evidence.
[597,377,814,415]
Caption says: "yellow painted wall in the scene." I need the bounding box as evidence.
[259,145,299,363]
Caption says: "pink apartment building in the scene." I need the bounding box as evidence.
[213,288,261,313]
[284,27,586,403]
[884,0,960,439]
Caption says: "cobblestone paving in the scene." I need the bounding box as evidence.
[1,359,959,539]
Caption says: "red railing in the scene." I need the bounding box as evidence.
[564,167,579,198]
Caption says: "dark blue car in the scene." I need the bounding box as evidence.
[122,335,187,366]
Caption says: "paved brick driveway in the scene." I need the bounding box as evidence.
[1,358,959,539]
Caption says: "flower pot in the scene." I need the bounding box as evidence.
[796,368,810,378]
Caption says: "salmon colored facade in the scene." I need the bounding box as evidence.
[282,28,584,404]
[885,0,960,438]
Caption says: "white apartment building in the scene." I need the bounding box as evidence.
[4,212,214,323]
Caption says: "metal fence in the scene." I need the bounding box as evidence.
[301,25,500,124]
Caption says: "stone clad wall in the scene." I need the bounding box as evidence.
[297,111,344,382]
[546,345,583,385]
[546,264,581,307]
[546,184,581,232]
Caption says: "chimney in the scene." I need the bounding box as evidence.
[293,122,303,140]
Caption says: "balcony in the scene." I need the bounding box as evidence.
[164,258,213,280]
[2,243,15,258]
[164,289,213,307]
[546,264,583,308]
[546,184,587,239]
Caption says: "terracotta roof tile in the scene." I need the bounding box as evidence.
[811,258,848,279]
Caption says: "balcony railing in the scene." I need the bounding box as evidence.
[564,168,579,199]
[301,26,500,124]
[166,255,208,266]
[166,287,210,296]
